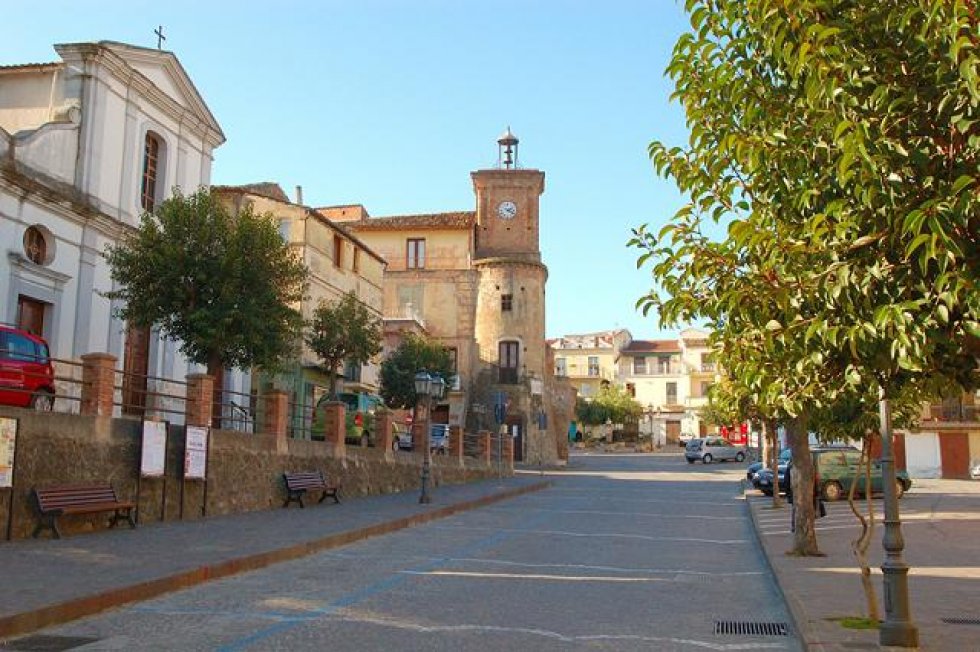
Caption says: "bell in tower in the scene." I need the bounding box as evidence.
[497,126,519,170]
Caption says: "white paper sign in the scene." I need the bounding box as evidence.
[184,425,209,480]
[0,417,17,488]
[140,420,168,477]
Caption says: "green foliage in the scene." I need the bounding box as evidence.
[632,0,979,420]
[105,188,308,372]
[575,384,643,426]
[378,333,454,409]
[306,291,382,397]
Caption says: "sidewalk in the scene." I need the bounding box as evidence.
[0,475,550,640]
[747,477,980,651]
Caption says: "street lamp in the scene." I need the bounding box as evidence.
[415,371,445,504]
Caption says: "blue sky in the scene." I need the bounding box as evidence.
[5,0,695,340]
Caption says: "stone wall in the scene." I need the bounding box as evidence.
[0,408,503,540]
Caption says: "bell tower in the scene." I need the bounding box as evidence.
[472,127,545,261]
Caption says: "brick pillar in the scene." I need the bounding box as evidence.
[185,373,214,427]
[502,430,514,469]
[478,430,492,464]
[449,425,464,464]
[375,409,394,456]
[264,390,289,453]
[321,401,346,458]
[80,353,117,416]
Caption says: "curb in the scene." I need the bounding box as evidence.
[743,483,816,650]
[0,479,552,640]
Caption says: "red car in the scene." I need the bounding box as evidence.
[0,325,55,410]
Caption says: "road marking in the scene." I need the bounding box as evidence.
[483,506,744,519]
[429,524,750,545]
[400,569,674,582]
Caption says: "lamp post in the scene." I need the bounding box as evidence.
[415,371,445,505]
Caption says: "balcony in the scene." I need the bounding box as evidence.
[919,403,979,427]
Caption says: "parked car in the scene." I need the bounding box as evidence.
[746,448,791,486]
[685,436,747,464]
[429,423,450,454]
[780,447,911,501]
[678,431,696,447]
[971,459,980,481]
[393,423,412,451]
[0,324,55,411]
[756,445,858,496]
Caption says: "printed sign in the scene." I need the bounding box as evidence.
[183,425,209,480]
[140,420,168,478]
[0,417,17,488]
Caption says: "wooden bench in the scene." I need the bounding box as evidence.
[282,471,340,508]
[32,483,137,539]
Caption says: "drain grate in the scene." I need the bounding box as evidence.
[714,620,790,636]
[0,635,100,652]
[942,617,980,626]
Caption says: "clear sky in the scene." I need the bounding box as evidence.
[5,0,695,341]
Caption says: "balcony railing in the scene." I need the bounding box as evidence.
[921,403,979,424]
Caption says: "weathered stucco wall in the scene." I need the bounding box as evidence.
[0,408,502,540]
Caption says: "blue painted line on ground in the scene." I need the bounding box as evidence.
[217,495,553,652]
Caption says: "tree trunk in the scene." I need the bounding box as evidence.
[786,415,821,556]
[848,434,881,622]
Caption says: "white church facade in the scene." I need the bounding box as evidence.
[0,41,241,419]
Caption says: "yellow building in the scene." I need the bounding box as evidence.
[550,330,631,399]
[214,183,386,436]
[330,129,564,464]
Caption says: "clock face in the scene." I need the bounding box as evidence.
[497,200,517,219]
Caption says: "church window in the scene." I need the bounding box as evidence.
[23,227,48,265]
[501,294,513,312]
[140,132,162,212]
[498,340,519,384]
[333,234,344,268]
[407,238,425,269]
[352,247,360,273]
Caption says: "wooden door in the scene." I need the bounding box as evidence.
[666,420,681,445]
[16,295,46,336]
[122,325,150,416]
[940,432,970,479]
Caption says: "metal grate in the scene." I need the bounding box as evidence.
[0,635,100,651]
[714,621,790,636]
[942,617,980,626]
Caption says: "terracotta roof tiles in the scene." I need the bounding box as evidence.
[344,211,475,230]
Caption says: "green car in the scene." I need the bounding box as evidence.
[811,448,912,502]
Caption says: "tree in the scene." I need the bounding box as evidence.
[574,384,642,428]
[105,188,309,375]
[378,334,454,410]
[306,291,382,398]
[633,0,978,560]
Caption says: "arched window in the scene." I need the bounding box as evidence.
[140,132,161,212]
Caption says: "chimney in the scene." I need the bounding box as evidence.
[295,185,303,205]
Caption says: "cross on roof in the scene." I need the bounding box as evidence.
[154,25,166,50]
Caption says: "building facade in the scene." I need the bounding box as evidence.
[0,41,235,419]
[213,184,387,436]
[332,130,562,464]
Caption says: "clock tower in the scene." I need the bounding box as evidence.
[471,127,545,261]
[470,128,552,464]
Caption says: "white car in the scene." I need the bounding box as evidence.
[970,459,980,480]
[685,436,747,464]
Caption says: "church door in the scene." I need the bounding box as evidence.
[122,325,150,416]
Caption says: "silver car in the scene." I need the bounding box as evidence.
[685,436,747,464]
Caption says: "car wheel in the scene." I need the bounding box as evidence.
[687,458,695,464]
[895,480,906,499]
[702,454,713,464]
[31,390,54,412]
[735,452,745,463]
[822,481,843,502]
[761,488,773,496]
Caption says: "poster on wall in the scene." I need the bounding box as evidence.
[140,420,168,478]
[183,425,209,480]
[0,417,17,488]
